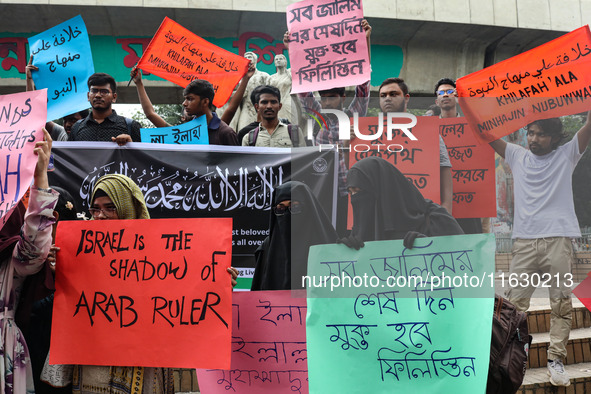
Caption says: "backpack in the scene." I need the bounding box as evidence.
[248,124,299,147]
[487,295,532,394]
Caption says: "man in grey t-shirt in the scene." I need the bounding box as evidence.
[489,113,591,387]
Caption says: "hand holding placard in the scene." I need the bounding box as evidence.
[51,218,233,369]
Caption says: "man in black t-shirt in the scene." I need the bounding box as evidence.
[69,73,141,145]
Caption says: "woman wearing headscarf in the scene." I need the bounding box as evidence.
[72,174,174,394]
[340,157,463,249]
[0,128,58,393]
[251,181,338,290]
[72,174,238,393]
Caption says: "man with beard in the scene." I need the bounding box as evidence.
[489,113,591,387]
[378,77,454,214]
[242,85,305,147]
[69,73,141,145]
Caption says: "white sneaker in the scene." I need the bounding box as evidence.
[547,359,570,386]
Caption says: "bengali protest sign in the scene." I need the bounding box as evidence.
[457,25,591,144]
[347,116,441,228]
[349,116,440,202]
[0,90,47,229]
[51,218,232,368]
[196,290,308,393]
[286,0,370,94]
[438,117,496,218]
[28,15,94,122]
[306,234,495,393]
[48,143,337,289]
[137,17,250,108]
[140,115,208,145]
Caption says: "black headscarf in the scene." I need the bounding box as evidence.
[251,181,338,290]
[0,201,27,261]
[347,157,463,242]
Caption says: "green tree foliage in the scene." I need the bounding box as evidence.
[131,104,183,128]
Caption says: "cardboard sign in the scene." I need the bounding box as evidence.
[457,25,591,144]
[196,290,309,393]
[438,117,496,218]
[137,17,250,108]
[286,0,370,93]
[347,116,440,229]
[28,15,94,121]
[51,218,233,369]
[140,115,209,145]
[306,234,495,393]
[0,90,47,229]
[349,116,441,202]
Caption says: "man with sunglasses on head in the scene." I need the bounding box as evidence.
[69,73,141,145]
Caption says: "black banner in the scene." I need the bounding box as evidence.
[49,143,337,269]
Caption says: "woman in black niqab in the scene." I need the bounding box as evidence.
[347,157,463,242]
[251,181,338,290]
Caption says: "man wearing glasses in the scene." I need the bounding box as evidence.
[378,77,454,214]
[69,73,141,145]
[434,78,460,118]
[434,78,483,234]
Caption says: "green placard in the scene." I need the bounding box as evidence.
[306,234,495,394]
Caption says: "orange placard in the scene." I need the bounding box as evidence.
[438,118,496,219]
[137,17,249,108]
[347,116,440,229]
[50,218,233,369]
[457,25,591,144]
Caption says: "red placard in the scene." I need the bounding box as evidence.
[137,17,249,108]
[438,117,496,218]
[51,218,233,369]
[457,25,591,144]
[347,116,440,228]
[574,276,591,315]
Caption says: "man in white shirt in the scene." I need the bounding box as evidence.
[489,111,591,387]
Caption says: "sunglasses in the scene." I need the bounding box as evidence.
[437,89,456,96]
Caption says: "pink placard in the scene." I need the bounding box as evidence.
[286,0,370,94]
[196,290,308,394]
[0,89,47,229]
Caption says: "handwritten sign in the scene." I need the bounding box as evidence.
[196,290,309,393]
[438,118,496,218]
[0,90,46,229]
[306,234,495,393]
[48,144,337,276]
[50,218,233,369]
[286,0,370,94]
[28,15,94,122]
[140,115,208,145]
[137,17,250,108]
[457,25,591,144]
[349,116,440,202]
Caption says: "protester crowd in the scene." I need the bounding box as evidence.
[0,10,589,394]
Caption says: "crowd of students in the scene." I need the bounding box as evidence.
[1,12,590,393]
